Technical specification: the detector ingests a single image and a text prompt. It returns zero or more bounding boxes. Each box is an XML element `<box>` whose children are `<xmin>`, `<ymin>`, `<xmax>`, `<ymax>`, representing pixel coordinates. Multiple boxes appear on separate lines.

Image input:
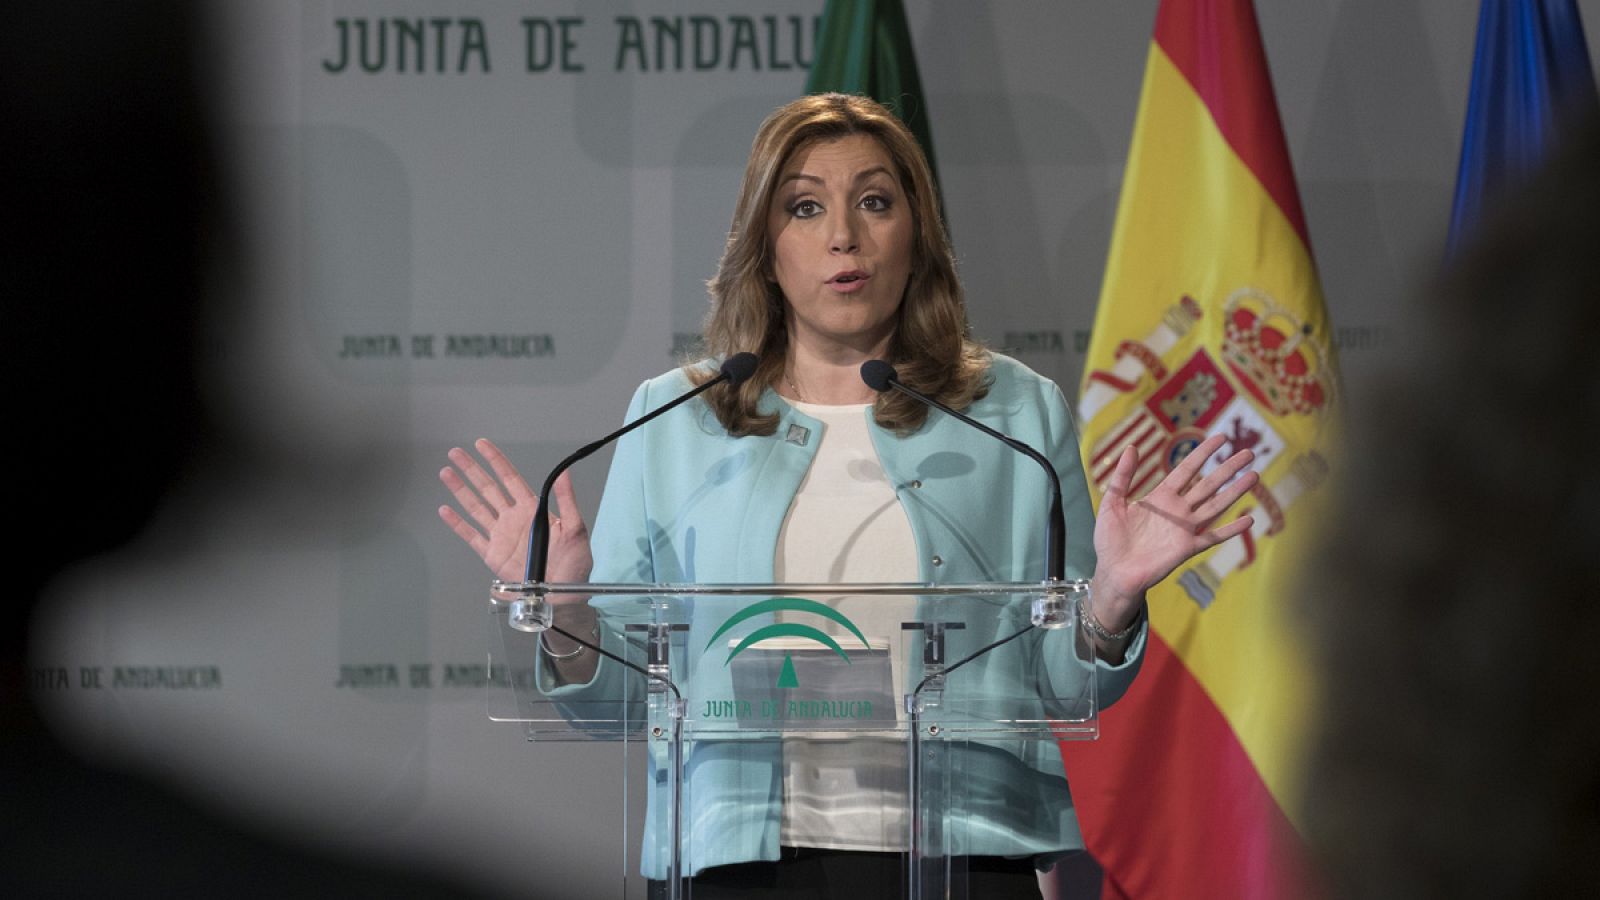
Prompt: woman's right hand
<box><xmin>437</xmin><ymin>438</ymin><xmax>594</xmax><ymax>585</ymax></box>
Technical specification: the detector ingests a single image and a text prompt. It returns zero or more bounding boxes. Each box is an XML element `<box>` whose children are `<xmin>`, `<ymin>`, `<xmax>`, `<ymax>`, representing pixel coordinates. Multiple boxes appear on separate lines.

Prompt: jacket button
<box><xmin>910</xmin><ymin>480</ymin><xmax>922</xmax><ymax>489</ymax></box>
<box><xmin>930</xmin><ymin>555</ymin><xmax>943</xmax><ymax>567</ymax></box>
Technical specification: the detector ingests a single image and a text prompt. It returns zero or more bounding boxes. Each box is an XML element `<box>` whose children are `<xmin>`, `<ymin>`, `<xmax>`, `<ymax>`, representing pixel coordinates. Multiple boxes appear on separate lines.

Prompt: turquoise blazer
<box><xmin>558</xmin><ymin>354</ymin><xmax>1146</xmax><ymax>875</ymax></box>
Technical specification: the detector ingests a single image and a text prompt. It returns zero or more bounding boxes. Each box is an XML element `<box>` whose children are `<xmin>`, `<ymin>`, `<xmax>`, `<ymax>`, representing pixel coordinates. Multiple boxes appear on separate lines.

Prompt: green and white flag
<box><xmin>805</xmin><ymin>0</ymin><xmax>939</xmax><ymax>186</ymax></box>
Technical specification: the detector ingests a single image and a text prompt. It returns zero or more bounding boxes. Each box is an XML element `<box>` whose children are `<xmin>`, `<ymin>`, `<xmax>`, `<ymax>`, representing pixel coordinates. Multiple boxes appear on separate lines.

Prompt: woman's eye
<box><xmin>790</xmin><ymin>199</ymin><xmax>822</xmax><ymax>218</ymax></box>
<box><xmin>859</xmin><ymin>194</ymin><xmax>892</xmax><ymax>212</ymax></box>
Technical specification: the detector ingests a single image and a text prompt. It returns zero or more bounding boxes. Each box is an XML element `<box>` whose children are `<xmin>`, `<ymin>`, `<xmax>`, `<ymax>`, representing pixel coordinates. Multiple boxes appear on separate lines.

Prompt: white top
<box><xmin>774</xmin><ymin>401</ymin><xmax>917</xmax><ymax>851</ymax></box>
<box><xmin>774</xmin><ymin>401</ymin><xmax>919</xmax><ymax>586</ymax></box>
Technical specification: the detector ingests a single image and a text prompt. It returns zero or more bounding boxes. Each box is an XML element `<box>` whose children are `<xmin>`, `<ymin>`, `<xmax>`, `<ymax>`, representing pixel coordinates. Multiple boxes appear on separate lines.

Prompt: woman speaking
<box><xmin>440</xmin><ymin>93</ymin><xmax>1255</xmax><ymax>897</ymax></box>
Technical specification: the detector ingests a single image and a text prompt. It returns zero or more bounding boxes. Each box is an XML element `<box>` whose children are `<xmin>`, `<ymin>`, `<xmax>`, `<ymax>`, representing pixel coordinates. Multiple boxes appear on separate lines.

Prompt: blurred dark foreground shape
<box><xmin>0</xmin><ymin>4</ymin><xmax>491</xmax><ymax>896</ymax></box>
<box><xmin>1300</xmin><ymin>112</ymin><xmax>1600</xmax><ymax>899</ymax></box>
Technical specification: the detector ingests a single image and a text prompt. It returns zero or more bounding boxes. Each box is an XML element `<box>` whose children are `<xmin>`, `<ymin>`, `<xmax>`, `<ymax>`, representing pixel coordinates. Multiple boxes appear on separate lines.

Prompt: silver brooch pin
<box><xmin>784</xmin><ymin>424</ymin><xmax>810</xmax><ymax>447</ymax></box>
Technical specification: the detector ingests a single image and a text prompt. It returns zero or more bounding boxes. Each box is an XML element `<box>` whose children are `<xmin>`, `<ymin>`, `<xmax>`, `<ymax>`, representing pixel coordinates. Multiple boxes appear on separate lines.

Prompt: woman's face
<box><xmin>766</xmin><ymin>134</ymin><xmax>913</xmax><ymax>358</ymax></box>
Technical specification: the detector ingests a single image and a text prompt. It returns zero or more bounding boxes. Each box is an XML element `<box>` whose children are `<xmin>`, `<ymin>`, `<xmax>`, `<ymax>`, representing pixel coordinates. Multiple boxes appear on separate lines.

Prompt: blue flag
<box><xmin>1448</xmin><ymin>0</ymin><xmax>1598</xmax><ymax>256</ymax></box>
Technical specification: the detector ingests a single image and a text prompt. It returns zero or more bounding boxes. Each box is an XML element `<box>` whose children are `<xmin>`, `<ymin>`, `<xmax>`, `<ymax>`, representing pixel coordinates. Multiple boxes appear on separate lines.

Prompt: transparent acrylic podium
<box><xmin>488</xmin><ymin>580</ymin><xmax>1100</xmax><ymax>899</ymax></box>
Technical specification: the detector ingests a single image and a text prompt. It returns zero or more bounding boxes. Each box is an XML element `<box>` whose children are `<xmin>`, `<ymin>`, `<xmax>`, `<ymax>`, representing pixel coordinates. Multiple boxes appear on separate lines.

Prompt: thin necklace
<box><xmin>786</xmin><ymin>368</ymin><xmax>873</xmax><ymax>405</ymax></box>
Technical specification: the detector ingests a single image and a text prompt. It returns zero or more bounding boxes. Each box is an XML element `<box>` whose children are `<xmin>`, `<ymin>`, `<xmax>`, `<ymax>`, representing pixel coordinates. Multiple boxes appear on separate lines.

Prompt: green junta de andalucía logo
<box><xmin>704</xmin><ymin>597</ymin><xmax>869</xmax><ymax>688</ymax></box>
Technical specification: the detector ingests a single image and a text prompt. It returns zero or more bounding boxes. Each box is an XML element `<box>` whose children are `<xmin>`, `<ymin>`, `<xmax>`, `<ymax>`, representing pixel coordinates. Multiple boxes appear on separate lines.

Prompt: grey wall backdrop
<box><xmin>30</xmin><ymin>2</ymin><xmax>1600</xmax><ymax>897</ymax></box>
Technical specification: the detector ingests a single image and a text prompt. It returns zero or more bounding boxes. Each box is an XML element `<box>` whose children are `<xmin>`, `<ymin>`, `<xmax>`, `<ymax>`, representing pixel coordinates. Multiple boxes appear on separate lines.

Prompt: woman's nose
<box><xmin>830</xmin><ymin>217</ymin><xmax>860</xmax><ymax>254</ymax></box>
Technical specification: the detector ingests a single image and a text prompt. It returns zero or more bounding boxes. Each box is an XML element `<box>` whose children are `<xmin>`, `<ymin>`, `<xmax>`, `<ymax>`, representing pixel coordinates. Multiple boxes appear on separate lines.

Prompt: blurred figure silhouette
<box><xmin>1301</xmin><ymin>113</ymin><xmax>1600</xmax><ymax>898</ymax></box>
<box><xmin>1</xmin><ymin>4</ymin><xmax>486</xmax><ymax>896</ymax></box>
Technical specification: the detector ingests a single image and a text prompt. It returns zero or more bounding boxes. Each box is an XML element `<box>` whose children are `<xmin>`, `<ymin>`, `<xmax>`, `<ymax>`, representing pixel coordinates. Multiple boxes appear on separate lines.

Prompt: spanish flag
<box><xmin>1062</xmin><ymin>2</ymin><xmax>1337</xmax><ymax>897</ymax></box>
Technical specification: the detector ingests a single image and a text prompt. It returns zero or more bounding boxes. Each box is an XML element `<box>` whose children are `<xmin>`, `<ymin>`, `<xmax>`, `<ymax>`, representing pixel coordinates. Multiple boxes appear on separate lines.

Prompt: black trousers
<box><xmin>648</xmin><ymin>846</ymin><xmax>1040</xmax><ymax>899</ymax></box>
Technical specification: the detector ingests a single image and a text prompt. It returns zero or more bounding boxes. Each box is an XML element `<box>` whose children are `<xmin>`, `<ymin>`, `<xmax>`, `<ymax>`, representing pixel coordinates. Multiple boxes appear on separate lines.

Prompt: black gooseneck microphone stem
<box><xmin>879</xmin><ymin>377</ymin><xmax>1067</xmax><ymax>583</ymax></box>
<box><xmin>913</xmin><ymin>622</ymin><xmax>1036</xmax><ymax>698</ymax></box>
<box><xmin>545</xmin><ymin>623</ymin><xmax>682</xmax><ymax>701</ymax></box>
<box><xmin>526</xmin><ymin>374</ymin><xmax>728</xmax><ymax>583</ymax></box>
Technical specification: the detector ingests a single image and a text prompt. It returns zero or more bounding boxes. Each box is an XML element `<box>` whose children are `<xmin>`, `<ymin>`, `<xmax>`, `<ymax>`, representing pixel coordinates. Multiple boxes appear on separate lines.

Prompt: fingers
<box><xmin>1192</xmin><ymin>467</ymin><xmax>1259</xmax><ymax>523</ymax></box>
<box><xmin>448</xmin><ymin>444</ymin><xmax>514</xmax><ymax>510</ymax></box>
<box><xmin>550</xmin><ymin>469</ymin><xmax>586</xmax><ymax>530</ymax></box>
<box><xmin>1199</xmin><ymin>512</ymin><xmax>1254</xmax><ymax>548</ymax></box>
<box><xmin>1165</xmin><ymin>433</ymin><xmax>1227</xmax><ymax>489</ymax></box>
<box><xmin>439</xmin><ymin>464</ymin><xmax>499</xmax><ymax>532</ymax></box>
<box><xmin>440</xmin><ymin>440</ymin><xmax>541</xmax><ymax>581</ymax></box>
<box><xmin>1104</xmin><ymin>445</ymin><xmax>1138</xmax><ymax>502</ymax></box>
<box><xmin>476</xmin><ymin>438</ymin><xmax>536</xmax><ymax>502</ymax></box>
<box><xmin>437</xmin><ymin>504</ymin><xmax>488</xmax><ymax>557</ymax></box>
<box><xmin>1186</xmin><ymin>447</ymin><xmax>1256</xmax><ymax>506</ymax></box>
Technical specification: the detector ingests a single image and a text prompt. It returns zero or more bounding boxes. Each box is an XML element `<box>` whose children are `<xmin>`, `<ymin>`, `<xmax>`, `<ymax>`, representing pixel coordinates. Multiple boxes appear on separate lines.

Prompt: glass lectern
<box><xmin>489</xmin><ymin>580</ymin><xmax>1102</xmax><ymax>899</ymax></box>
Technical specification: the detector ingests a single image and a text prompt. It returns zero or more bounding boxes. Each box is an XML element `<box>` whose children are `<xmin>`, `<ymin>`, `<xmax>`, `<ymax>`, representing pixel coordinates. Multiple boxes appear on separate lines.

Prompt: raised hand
<box><xmin>438</xmin><ymin>439</ymin><xmax>593</xmax><ymax>585</ymax></box>
<box><xmin>1091</xmin><ymin>433</ymin><xmax>1258</xmax><ymax>633</ymax></box>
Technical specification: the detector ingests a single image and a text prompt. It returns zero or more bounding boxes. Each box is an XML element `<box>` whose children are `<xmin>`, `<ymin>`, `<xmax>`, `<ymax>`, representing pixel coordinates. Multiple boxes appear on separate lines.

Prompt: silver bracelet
<box><xmin>1079</xmin><ymin>601</ymin><xmax>1143</xmax><ymax>643</ymax></box>
<box><xmin>539</xmin><ymin>627</ymin><xmax>597</xmax><ymax>661</ymax></box>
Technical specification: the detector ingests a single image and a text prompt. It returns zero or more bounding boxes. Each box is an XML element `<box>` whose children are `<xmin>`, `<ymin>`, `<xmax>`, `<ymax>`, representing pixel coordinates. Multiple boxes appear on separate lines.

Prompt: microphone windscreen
<box><xmin>860</xmin><ymin>359</ymin><xmax>897</xmax><ymax>392</ymax></box>
<box><xmin>721</xmin><ymin>352</ymin><xmax>759</xmax><ymax>386</ymax></box>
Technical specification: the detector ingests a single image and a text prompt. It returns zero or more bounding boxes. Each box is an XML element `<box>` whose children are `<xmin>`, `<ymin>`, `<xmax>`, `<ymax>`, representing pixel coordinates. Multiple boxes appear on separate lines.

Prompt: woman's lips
<box><xmin>827</xmin><ymin>270</ymin><xmax>870</xmax><ymax>293</ymax></box>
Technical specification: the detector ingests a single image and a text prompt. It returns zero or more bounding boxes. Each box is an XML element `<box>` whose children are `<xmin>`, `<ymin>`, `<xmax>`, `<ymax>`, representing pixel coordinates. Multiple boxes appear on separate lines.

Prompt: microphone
<box><xmin>859</xmin><ymin>359</ymin><xmax>897</xmax><ymax>393</ymax></box>
<box><xmin>526</xmin><ymin>352</ymin><xmax>758</xmax><ymax>582</ymax></box>
<box><xmin>860</xmin><ymin>359</ymin><xmax>1068</xmax><ymax>582</ymax></box>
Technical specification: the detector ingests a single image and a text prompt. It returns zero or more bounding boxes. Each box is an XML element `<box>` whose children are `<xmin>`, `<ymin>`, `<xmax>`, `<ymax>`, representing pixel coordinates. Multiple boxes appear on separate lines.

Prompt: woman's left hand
<box><xmin>1089</xmin><ymin>433</ymin><xmax>1259</xmax><ymax>638</ymax></box>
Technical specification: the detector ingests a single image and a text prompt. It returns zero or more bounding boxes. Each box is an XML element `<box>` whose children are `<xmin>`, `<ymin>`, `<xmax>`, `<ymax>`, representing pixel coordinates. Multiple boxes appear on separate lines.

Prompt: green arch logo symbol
<box><xmin>705</xmin><ymin>598</ymin><xmax>870</xmax><ymax>688</ymax></box>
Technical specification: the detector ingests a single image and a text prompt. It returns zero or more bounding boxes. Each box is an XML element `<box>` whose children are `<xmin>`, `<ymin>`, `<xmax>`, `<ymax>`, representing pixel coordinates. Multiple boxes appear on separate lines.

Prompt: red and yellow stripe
<box><xmin>1064</xmin><ymin>2</ymin><xmax>1338</xmax><ymax>896</ymax></box>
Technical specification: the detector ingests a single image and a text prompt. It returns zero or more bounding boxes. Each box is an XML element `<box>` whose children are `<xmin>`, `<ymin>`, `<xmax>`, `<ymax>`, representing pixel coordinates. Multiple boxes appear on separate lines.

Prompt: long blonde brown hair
<box><xmin>694</xmin><ymin>93</ymin><xmax>989</xmax><ymax>436</ymax></box>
